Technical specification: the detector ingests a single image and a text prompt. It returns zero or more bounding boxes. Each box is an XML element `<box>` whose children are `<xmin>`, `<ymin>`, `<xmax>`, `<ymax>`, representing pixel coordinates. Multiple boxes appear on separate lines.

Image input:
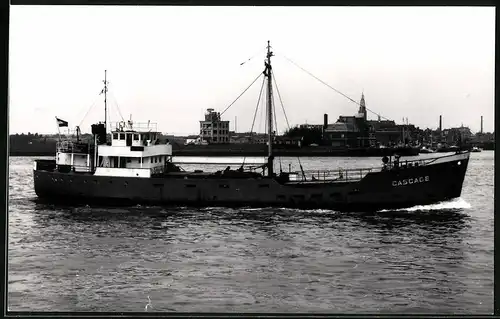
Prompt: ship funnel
<box><xmin>91</xmin><ymin>123</ymin><xmax>107</xmax><ymax>145</ymax></box>
<box><xmin>323</xmin><ymin>114</ymin><xmax>328</xmax><ymax>128</ymax></box>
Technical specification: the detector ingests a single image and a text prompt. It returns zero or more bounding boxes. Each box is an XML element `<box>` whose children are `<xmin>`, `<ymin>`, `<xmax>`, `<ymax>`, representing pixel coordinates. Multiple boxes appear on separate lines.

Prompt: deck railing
<box><xmin>150</xmin><ymin>165</ymin><xmax>166</xmax><ymax>176</ymax></box>
<box><xmin>111</xmin><ymin>121</ymin><xmax>158</xmax><ymax>133</ymax></box>
<box><xmin>383</xmin><ymin>156</ymin><xmax>438</xmax><ymax>170</ymax></box>
<box><xmin>287</xmin><ymin>167</ymin><xmax>378</xmax><ymax>183</ymax></box>
<box><xmin>56</xmin><ymin>141</ymin><xmax>92</xmax><ymax>154</ymax></box>
<box><xmin>285</xmin><ymin>153</ymin><xmax>456</xmax><ymax>183</ymax></box>
<box><xmin>54</xmin><ymin>164</ymin><xmax>92</xmax><ymax>173</ymax></box>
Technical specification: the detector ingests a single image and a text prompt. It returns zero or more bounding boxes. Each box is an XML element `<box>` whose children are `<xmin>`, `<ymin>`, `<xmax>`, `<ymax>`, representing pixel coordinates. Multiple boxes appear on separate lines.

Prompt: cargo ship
<box><xmin>33</xmin><ymin>42</ymin><xmax>470</xmax><ymax>212</ymax></box>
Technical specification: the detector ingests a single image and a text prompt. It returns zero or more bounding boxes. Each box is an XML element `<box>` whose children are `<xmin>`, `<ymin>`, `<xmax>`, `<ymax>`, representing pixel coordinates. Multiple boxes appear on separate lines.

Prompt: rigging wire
<box><xmin>279</xmin><ymin>54</ymin><xmax>393</xmax><ymax>122</ymax></box>
<box><xmin>78</xmin><ymin>94</ymin><xmax>101</xmax><ymax>128</ymax></box>
<box><xmin>239</xmin><ymin>47</ymin><xmax>267</xmax><ymax>66</ymax></box>
<box><xmin>264</xmin><ymin>85</ymin><xmax>268</xmax><ymax>136</ymax></box>
<box><xmin>272</xmin><ymin>70</ymin><xmax>306</xmax><ymax>180</ymax></box>
<box><xmin>272</xmin><ymin>85</ymin><xmax>282</xmax><ymax>172</ymax></box>
<box><xmin>220</xmin><ymin>72</ymin><xmax>264</xmax><ymax>116</ymax></box>
<box><xmin>258</xmin><ymin>88</ymin><xmax>264</xmax><ymax>134</ymax></box>
<box><xmin>241</xmin><ymin>75</ymin><xmax>267</xmax><ymax>168</ymax></box>
<box><xmin>107</xmin><ymin>85</ymin><xmax>125</xmax><ymax>122</ymax></box>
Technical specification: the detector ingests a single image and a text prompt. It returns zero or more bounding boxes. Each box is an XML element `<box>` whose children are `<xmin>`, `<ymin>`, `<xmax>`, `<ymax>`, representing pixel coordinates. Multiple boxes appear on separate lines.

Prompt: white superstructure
<box><xmin>94</xmin><ymin>120</ymin><xmax>172</xmax><ymax>178</ymax></box>
<box><xmin>56</xmin><ymin>139</ymin><xmax>93</xmax><ymax>173</ymax></box>
<box><xmin>55</xmin><ymin>120</ymin><xmax>172</xmax><ymax>178</ymax></box>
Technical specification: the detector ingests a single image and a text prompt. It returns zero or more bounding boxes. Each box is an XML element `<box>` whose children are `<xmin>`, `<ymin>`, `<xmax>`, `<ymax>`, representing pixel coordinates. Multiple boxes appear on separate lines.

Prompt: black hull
<box><xmin>33</xmin><ymin>154</ymin><xmax>469</xmax><ymax>212</ymax></box>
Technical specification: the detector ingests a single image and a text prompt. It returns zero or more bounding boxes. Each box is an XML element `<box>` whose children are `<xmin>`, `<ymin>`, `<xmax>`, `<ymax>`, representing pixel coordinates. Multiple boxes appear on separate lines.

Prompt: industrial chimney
<box><xmin>439</xmin><ymin>115</ymin><xmax>442</xmax><ymax>132</ymax></box>
<box><xmin>323</xmin><ymin>114</ymin><xmax>328</xmax><ymax>129</ymax></box>
<box><xmin>481</xmin><ymin>115</ymin><xmax>483</xmax><ymax>134</ymax></box>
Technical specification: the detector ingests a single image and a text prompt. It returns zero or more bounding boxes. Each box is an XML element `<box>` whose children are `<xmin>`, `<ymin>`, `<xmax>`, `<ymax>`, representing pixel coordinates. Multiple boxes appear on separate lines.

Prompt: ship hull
<box><xmin>33</xmin><ymin>153</ymin><xmax>469</xmax><ymax>212</ymax></box>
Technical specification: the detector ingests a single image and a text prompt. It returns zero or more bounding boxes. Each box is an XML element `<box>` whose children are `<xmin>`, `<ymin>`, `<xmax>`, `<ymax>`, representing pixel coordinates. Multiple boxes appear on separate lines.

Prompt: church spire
<box><xmin>358</xmin><ymin>92</ymin><xmax>367</xmax><ymax>121</ymax></box>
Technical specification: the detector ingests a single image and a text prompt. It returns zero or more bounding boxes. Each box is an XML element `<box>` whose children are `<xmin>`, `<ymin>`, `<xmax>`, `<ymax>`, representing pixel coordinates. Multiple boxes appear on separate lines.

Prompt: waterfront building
<box><xmin>199</xmin><ymin>108</ymin><xmax>230</xmax><ymax>144</ymax></box>
<box><xmin>442</xmin><ymin>126</ymin><xmax>473</xmax><ymax>145</ymax></box>
<box><xmin>323</xmin><ymin>93</ymin><xmax>375</xmax><ymax>147</ymax></box>
<box><xmin>229</xmin><ymin>132</ymin><xmax>268</xmax><ymax>144</ymax></box>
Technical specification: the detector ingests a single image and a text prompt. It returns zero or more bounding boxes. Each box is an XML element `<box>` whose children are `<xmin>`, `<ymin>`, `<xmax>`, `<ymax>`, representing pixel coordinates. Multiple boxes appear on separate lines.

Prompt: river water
<box><xmin>7</xmin><ymin>152</ymin><xmax>494</xmax><ymax>313</ymax></box>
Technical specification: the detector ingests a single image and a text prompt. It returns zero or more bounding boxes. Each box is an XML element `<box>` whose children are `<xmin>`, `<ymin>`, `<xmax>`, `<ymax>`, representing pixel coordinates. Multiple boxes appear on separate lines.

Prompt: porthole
<box><xmin>457</xmin><ymin>161</ymin><xmax>461</xmax><ymax>166</ymax></box>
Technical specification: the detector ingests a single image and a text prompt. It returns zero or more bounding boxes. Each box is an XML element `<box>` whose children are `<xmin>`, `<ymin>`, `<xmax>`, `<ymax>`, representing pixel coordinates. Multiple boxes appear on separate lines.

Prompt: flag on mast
<box><xmin>56</xmin><ymin>117</ymin><xmax>68</xmax><ymax>127</ymax></box>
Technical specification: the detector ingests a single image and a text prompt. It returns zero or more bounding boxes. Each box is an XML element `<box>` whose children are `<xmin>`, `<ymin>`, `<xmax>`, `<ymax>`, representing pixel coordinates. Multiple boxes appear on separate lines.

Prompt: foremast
<box><xmin>92</xmin><ymin>70</ymin><xmax>109</xmax><ymax>172</ymax></box>
<box><xmin>265</xmin><ymin>41</ymin><xmax>274</xmax><ymax>177</ymax></box>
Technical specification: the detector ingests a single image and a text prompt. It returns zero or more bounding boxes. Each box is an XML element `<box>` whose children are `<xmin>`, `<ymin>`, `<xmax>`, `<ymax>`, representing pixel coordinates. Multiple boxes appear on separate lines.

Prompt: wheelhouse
<box><xmin>94</xmin><ymin>121</ymin><xmax>173</xmax><ymax>178</ymax></box>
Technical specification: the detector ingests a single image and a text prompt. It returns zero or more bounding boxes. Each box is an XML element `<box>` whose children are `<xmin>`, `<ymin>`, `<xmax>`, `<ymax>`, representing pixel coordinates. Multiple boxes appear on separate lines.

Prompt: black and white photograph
<box><xmin>7</xmin><ymin>5</ymin><xmax>494</xmax><ymax>314</ymax></box>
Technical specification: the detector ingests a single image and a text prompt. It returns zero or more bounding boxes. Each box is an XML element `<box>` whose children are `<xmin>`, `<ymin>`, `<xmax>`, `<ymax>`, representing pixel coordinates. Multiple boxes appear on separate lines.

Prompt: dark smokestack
<box><xmin>481</xmin><ymin>115</ymin><xmax>483</xmax><ymax>134</ymax></box>
<box><xmin>91</xmin><ymin>123</ymin><xmax>106</xmax><ymax>145</ymax></box>
<box><xmin>439</xmin><ymin>115</ymin><xmax>442</xmax><ymax>132</ymax></box>
<box><xmin>324</xmin><ymin>114</ymin><xmax>328</xmax><ymax>128</ymax></box>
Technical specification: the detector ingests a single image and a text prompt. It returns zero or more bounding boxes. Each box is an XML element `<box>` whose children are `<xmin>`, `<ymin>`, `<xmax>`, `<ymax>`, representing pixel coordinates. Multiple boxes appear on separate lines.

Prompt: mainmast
<box><xmin>103</xmin><ymin>70</ymin><xmax>108</xmax><ymax>133</ymax></box>
<box><xmin>265</xmin><ymin>40</ymin><xmax>274</xmax><ymax>177</ymax></box>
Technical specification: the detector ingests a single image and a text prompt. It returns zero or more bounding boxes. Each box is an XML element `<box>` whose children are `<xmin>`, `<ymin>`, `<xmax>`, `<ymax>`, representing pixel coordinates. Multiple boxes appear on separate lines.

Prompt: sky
<box><xmin>9</xmin><ymin>6</ymin><xmax>495</xmax><ymax>136</ymax></box>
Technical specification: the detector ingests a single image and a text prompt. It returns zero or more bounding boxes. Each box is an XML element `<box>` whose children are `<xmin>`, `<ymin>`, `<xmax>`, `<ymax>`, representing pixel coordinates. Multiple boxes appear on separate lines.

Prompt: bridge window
<box><xmin>113</xmin><ymin>133</ymin><xmax>118</xmax><ymax>139</ymax></box>
<box><xmin>119</xmin><ymin>133</ymin><xmax>125</xmax><ymax>140</ymax></box>
<box><xmin>133</xmin><ymin>134</ymin><xmax>139</xmax><ymax>141</ymax></box>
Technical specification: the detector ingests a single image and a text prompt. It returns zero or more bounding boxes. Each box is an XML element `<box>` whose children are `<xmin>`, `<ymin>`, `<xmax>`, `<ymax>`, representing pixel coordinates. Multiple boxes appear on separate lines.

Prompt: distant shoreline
<box><xmin>9</xmin><ymin>143</ymin><xmax>494</xmax><ymax>158</ymax></box>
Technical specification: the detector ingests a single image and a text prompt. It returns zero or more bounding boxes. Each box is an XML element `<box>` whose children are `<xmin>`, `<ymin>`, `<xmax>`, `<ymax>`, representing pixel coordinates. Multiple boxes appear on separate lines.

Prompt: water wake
<box><xmin>379</xmin><ymin>197</ymin><xmax>471</xmax><ymax>213</ymax></box>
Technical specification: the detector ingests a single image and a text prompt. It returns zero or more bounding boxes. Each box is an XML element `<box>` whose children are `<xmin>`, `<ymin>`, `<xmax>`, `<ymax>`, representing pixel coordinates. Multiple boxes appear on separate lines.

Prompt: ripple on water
<box><xmin>7</xmin><ymin>155</ymin><xmax>494</xmax><ymax>313</ymax></box>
